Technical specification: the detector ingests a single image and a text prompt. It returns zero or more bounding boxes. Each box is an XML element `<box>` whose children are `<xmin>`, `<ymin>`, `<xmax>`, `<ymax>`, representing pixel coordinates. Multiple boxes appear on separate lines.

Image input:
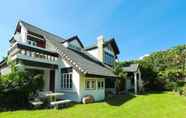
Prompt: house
<box><xmin>0</xmin><ymin>20</ymin><xmax>120</xmax><ymax>102</ymax></box>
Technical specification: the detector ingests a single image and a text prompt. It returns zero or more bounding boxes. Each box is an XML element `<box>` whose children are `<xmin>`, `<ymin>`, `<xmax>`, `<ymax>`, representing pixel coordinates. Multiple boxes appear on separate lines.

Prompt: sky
<box><xmin>0</xmin><ymin>0</ymin><xmax>186</xmax><ymax>61</ymax></box>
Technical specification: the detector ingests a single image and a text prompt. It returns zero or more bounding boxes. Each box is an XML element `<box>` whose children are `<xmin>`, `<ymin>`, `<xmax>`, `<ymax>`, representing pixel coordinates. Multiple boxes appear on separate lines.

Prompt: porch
<box><xmin>18</xmin><ymin>59</ymin><xmax>58</xmax><ymax>92</ymax></box>
<box><xmin>123</xmin><ymin>64</ymin><xmax>143</xmax><ymax>95</ymax></box>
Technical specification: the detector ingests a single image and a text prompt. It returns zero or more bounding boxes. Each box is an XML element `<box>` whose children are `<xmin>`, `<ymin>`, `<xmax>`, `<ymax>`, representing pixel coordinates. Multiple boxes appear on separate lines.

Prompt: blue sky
<box><xmin>0</xmin><ymin>0</ymin><xmax>186</xmax><ymax>60</ymax></box>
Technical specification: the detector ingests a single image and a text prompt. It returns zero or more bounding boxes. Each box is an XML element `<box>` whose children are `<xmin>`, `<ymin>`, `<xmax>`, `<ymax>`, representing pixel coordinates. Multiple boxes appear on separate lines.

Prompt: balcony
<box><xmin>8</xmin><ymin>42</ymin><xmax>59</xmax><ymax>65</ymax></box>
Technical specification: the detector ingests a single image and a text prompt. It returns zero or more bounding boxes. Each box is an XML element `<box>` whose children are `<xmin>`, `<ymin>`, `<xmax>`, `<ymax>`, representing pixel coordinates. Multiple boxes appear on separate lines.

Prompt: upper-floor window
<box><xmin>104</xmin><ymin>52</ymin><xmax>115</xmax><ymax>65</ymax></box>
<box><xmin>27</xmin><ymin>32</ymin><xmax>46</xmax><ymax>48</ymax></box>
<box><xmin>68</xmin><ymin>44</ymin><xmax>81</xmax><ymax>51</ymax></box>
<box><xmin>27</xmin><ymin>40</ymin><xmax>37</xmax><ymax>46</ymax></box>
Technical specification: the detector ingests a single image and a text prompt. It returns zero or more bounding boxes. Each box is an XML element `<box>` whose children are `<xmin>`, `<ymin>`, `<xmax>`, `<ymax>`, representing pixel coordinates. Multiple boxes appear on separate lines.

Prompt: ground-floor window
<box><xmin>98</xmin><ymin>80</ymin><xmax>104</xmax><ymax>89</ymax></box>
<box><xmin>85</xmin><ymin>80</ymin><xmax>96</xmax><ymax>90</ymax></box>
<box><xmin>61</xmin><ymin>68</ymin><xmax>73</xmax><ymax>89</ymax></box>
<box><xmin>61</xmin><ymin>73</ymin><xmax>72</xmax><ymax>89</ymax></box>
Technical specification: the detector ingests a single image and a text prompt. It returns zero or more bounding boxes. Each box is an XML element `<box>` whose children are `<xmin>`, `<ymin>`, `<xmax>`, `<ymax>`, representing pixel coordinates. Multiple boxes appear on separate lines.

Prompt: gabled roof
<box><xmin>20</xmin><ymin>20</ymin><xmax>117</xmax><ymax>78</ymax></box>
<box><xmin>19</xmin><ymin>20</ymin><xmax>66</xmax><ymax>42</ymax></box>
<box><xmin>61</xmin><ymin>35</ymin><xmax>84</xmax><ymax>48</ymax></box>
<box><xmin>123</xmin><ymin>64</ymin><xmax>139</xmax><ymax>72</ymax></box>
<box><xmin>85</xmin><ymin>38</ymin><xmax>120</xmax><ymax>55</ymax></box>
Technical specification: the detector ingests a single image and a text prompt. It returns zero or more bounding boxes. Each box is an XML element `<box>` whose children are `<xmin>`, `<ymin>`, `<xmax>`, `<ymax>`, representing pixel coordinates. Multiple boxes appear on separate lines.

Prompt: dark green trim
<box><xmin>61</xmin><ymin>67</ymin><xmax>72</xmax><ymax>73</ymax></box>
<box><xmin>18</xmin><ymin>59</ymin><xmax>58</xmax><ymax>69</ymax></box>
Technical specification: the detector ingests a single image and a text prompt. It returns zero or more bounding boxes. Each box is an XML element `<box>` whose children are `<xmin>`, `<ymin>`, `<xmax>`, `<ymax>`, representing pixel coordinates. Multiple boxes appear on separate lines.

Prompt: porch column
<box><xmin>138</xmin><ymin>71</ymin><xmax>142</xmax><ymax>91</ymax></box>
<box><xmin>134</xmin><ymin>72</ymin><xmax>138</xmax><ymax>95</ymax></box>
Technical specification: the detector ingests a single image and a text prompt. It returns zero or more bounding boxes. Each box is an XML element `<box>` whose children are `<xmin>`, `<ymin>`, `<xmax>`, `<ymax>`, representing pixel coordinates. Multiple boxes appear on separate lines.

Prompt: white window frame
<box><xmin>61</xmin><ymin>72</ymin><xmax>73</xmax><ymax>89</ymax></box>
<box><xmin>97</xmin><ymin>80</ymin><xmax>104</xmax><ymax>89</ymax></box>
<box><xmin>85</xmin><ymin>79</ymin><xmax>96</xmax><ymax>90</ymax></box>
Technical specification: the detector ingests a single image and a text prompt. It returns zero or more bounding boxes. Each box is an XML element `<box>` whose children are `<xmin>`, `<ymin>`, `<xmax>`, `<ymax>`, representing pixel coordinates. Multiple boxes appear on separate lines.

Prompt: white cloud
<box><xmin>139</xmin><ymin>54</ymin><xmax>149</xmax><ymax>60</ymax></box>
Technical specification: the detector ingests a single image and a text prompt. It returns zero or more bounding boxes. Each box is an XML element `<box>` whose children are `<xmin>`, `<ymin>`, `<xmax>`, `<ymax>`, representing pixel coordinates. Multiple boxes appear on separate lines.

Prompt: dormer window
<box><xmin>104</xmin><ymin>52</ymin><xmax>114</xmax><ymax>66</ymax></box>
<box><xmin>68</xmin><ymin>44</ymin><xmax>81</xmax><ymax>51</ymax></box>
<box><xmin>28</xmin><ymin>40</ymin><xmax>31</xmax><ymax>45</ymax></box>
<box><xmin>27</xmin><ymin>40</ymin><xmax>37</xmax><ymax>47</ymax></box>
<box><xmin>27</xmin><ymin>31</ymin><xmax>46</xmax><ymax>48</ymax></box>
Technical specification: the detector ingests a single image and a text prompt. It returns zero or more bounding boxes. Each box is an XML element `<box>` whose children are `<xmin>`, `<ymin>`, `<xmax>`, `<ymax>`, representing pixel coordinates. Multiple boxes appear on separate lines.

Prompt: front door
<box><xmin>49</xmin><ymin>70</ymin><xmax>55</xmax><ymax>92</ymax></box>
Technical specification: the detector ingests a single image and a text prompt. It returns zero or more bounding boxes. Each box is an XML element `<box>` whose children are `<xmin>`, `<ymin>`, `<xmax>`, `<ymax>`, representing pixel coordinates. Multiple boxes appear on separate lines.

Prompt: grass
<box><xmin>1</xmin><ymin>92</ymin><xmax>186</xmax><ymax>118</ymax></box>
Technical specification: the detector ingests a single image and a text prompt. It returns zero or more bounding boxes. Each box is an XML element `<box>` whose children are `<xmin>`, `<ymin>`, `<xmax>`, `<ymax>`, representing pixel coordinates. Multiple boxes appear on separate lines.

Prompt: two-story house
<box><xmin>0</xmin><ymin>20</ymin><xmax>120</xmax><ymax>102</ymax></box>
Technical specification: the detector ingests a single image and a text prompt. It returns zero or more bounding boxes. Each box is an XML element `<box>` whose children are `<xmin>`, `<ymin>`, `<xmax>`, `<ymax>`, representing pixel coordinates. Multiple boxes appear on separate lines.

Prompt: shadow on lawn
<box><xmin>106</xmin><ymin>94</ymin><xmax>136</xmax><ymax>106</ymax></box>
<box><xmin>142</xmin><ymin>91</ymin><xmax>166</xmax><ymax>96</ymax></box>
<box><xmin>105</xmin><ymin>91</ymin><xmax>167</xmax><ymax>106</ymax></box>
<box><xmin>0</xmin><ymin>102</ymin><xmax>78</xmax><ymax>112</ymax></box>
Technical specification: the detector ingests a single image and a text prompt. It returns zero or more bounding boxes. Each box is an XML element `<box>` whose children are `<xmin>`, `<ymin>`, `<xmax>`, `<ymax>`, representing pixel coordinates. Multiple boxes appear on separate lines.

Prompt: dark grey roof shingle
<box><xmin>49</xmin><ymin>38</ymin><xmax>117</xmax><ymax>77</ymax></box>
<box><xmin>123</xmin><ymin>64</ymin><xmax>139</xmax><ymax>72</ymax></box>
<box><xmin>20</xmin><ymin>20</ymin><xmax>65</xmax><ymax>42</ymax></box>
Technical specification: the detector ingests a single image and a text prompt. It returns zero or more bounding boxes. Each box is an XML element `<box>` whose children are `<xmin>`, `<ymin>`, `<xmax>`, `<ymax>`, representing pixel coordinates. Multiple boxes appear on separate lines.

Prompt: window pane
<box><xmin>67</xmin><ymin>77</ymin><xmax>69</xmax><ymax>88</ymax></box>
<box><xmin>70</xmin><ymin>78</ymin><xmax>72</xmax><ymax>88</ymax></box>
<box><xmin>101</xmin><ymin>81</ymin><xmax>104</xmax><ymax>88</ymax></box>
<box><xmin>98</xmin><ymin>82</ymin><xmax>100</xmax><ymax>88</ymax></box>
<box><xmin>92</xmin><ymin>81</ymin><xmax>95</xmax><ymax>88</ymax></box>
<box><xmin>86</xmin><ymin>81</ymin><xmax>90</xmax><ymax>88</ymax></box>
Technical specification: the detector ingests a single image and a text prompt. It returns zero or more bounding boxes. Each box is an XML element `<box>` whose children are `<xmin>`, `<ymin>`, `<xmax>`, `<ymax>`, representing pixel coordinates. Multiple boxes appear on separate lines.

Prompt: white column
<box><xmin>138</xmin><ymin>71</ymin><xmax>143</xmax><ymax>92</ymax></box>
<box><xmin>55</xmin><ymin>69</ymin><xmax>60</xmax><ymax>92</ymax></box>
<box><xmin>134</xmin><ymin>72</ymin><xmax>138</xmax><ymax>95</ymax></box>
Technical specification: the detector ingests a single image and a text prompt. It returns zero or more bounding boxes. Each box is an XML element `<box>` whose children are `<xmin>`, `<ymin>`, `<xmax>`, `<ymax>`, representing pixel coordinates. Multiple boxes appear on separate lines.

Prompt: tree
<box><xmin>113</xmin><ymin>62</ymin><xmax>127</xmax><ymax>93</ymax></box>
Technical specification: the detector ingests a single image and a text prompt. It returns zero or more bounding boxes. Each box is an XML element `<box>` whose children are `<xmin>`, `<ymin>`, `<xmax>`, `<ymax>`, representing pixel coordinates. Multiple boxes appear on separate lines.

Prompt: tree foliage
<box><xmin>122</xmin><ymin>45</ymin><xmax>186</xmax><ymax>91</ymax></box>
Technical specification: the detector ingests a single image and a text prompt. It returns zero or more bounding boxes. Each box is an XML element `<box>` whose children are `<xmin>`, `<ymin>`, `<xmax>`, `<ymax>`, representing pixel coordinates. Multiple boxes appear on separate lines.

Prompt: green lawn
<box><xmin>1</xmin><ymin>92</ymin><xmax>186</xmax><ymax>118</ymax></box>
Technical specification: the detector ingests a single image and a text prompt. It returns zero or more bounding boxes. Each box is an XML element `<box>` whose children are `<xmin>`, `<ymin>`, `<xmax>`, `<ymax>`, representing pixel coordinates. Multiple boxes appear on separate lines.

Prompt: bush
<box><xmin>182</xmin><ymin>85</ymin><xmax>186</xmax><ymax>96</ymax></box>
<box><xmin>178</xmin><ymin>87</ymin><xmax>184</xmax><ymax>95</ymax></box>
<box><xmin>0</xmin><ymin>64</ymin><xmax>44</xmax><ymax>110</ymax></box>
<box><xmin>144</xmin><ymin>78</ymin><xmax>166</xmax><ymax>91</ymax></box>
<box><xmin>164</xmin><ymin>81</ymin><xmax>177</xmax><ymax>91</ymax></box>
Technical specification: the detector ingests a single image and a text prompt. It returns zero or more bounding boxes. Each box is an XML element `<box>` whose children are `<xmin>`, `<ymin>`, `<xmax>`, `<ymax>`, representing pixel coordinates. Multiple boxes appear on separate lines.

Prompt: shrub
<box><xmin>0</xmin><ymin>63</ymin><xmax>44</xmax><ymax>110</ymax></box>
<box><xmin>182</xmin><ymin>85</ymin><xmax>186</xmax><ymax>96</ymax></box>
<box><xmin>164</xmin><ymin>81</ymin><xmax>177</xmax><ymax>91</ymax></box>
<box><xmin>178</xmin><ymin>87</ymin><xmax>184</xmax><ymax>95</ymax></box>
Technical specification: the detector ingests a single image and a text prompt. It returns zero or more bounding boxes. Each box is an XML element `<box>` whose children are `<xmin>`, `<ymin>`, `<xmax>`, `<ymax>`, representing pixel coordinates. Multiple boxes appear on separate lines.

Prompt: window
<box><xmin>61</xmin><ymin>73</ymin><xmax>72</xmax><ymax>89</ymax></box>
<box><xmin>68</xmin><ymin>44</ymin><xmax>81</xmax><ymax>51</ymax></box>
<box><xmin>104</xmin><ymin>52</ymin><xmax>114</xmax><ymax>65</ymax></box>
<box><xmin>61</xmin><ymin>68</ymin><xmax>73</xmax><ymax>89</ymax></box>
<box><xmin>98</xmin><ymin>80</ymin><xmax>104</xmax><ymax>89</ymax></box>
<box><xmin>28</xmin><ymin>40</ymin><xmax>31</xmax><ymax>45</ymax></box>
<box><xmin>33</xmin><ymin>42</ymin><xmax>37</xmax><ymax>46</ymax></box>
<box><xmin>27</xmin><ymin>40</ymin><xmax>37</xmax><ymax>47</ymax></box>
<box><xmin>85</xmin><ymin>80</ymin><xmax>96</xmax><ymax>89</ymax></box>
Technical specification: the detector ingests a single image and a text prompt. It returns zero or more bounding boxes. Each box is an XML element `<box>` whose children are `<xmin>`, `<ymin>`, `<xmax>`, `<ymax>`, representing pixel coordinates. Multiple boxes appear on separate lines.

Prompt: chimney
<box><xmin>97</xmin><ymin>35</ymin><xmax>104</xmax><ymax>62</ymax></box>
